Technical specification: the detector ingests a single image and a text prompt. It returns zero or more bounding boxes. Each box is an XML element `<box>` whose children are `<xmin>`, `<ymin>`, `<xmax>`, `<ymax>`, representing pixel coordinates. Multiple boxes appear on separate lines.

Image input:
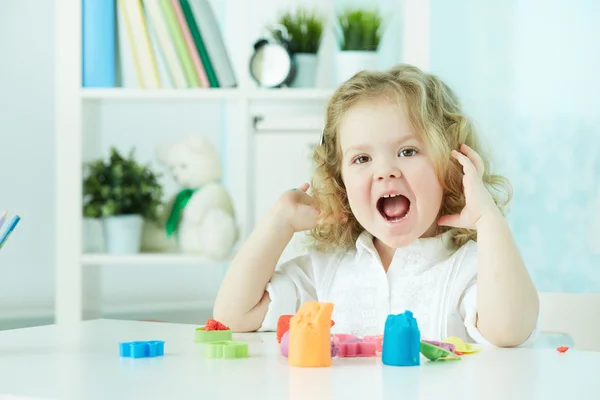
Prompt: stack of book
<box><xmin>82</xmin><ymin>0</ymin><xmax>237</xmax><ymax>89</ymax></box>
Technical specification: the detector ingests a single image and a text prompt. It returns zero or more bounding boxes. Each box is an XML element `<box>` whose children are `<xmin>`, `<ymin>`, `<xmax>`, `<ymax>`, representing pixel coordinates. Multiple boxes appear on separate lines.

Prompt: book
<box><xmin>160</xmin><ymin>0</ymin><xmax>200</xmax><ymax>87</ymax></box>
<box><xmin>169</xmin><ymin>0</ymin><xmax>210</xmax><ymax>88</ymax></box>
<box><xmin>180</xmin><ymin>0</ymin><xmax>219</xmax><ymax>88</ymax></box>
<box><xmin>119</xmin><ymin>0</ymin><xmax>161</xmax><ymax>88</ymax></box>
<box><xmin>143</xmin><ymin>0</ymin><xmax>188</xmax><ymax>88</ymax></box>
<box><xmin>188</xmin><ymin>0</ymin><xmax>237</xmax><ymax>87</ymax></box>
<box><xmin>82</xmin><ymin>0</ymin><xmax>116</xmax><ymax>87</ymax></box>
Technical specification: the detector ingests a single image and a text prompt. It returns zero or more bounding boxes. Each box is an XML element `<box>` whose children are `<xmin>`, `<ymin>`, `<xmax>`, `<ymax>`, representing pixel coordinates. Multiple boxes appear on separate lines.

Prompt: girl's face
<box><xmin>339</xmin><ymin>96</ymin><xmax>444</xmax><ymax>249</ymax></box>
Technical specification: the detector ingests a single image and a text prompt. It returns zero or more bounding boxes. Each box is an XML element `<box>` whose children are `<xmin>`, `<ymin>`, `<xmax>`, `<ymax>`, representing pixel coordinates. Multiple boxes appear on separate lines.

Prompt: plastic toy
<box><xmin>557</xmin><ymin>346</ymin><xmax>569</xmax><ymax>353</ymax></box>
<box><xmin>120</xmin><ymin>340</ymin><xmax>165</xmax><ymax>358</ymax></box>
<box><xmin>288</xmin><ymin>301</ymin><xmax>334</xmax><ymax>367</ymax></box>
<box><xmin>420</xmin><ymin>341</ymin><xmax>461</xmax><ymax>361</ymax></box>
<box><xmin>442</xmin><ymin>336</ymin><xmax>481</xmax><ymax>355</ymax></box>
<box><xmin>203</xmin><ymin>341</ymin><xmax>249</xmax><ymax>359</ymax></box>
<box><xmin>422</xmin><ymin>339</ymin><xmax>456</xmax><ymax>353</ymax></box>
<box><xmin>333</xmin><ymin>335</ymin><xmax>377</xmax><ymax>357</ymax></box>
<box><xmin>194</xmin><ymin>319</ymin><xmax>233</xmax><ymax>343</ymax></box>
<box><xmin>382</xmin><ymin>310</ymin><xmax>421</xmax><ymax>366</ymax></box>
<box><xmin>281</xmin><ymin>331</ymin><xmax>340</xmax><ymax>358</ymax></box>
<box><xmin>277</xmin><ymin>314</ymin><xmax>335</xmax><ymax>343</ymax></box>
<box><xmin>363</xmin><ymin>335</ymin><xmax>384</xmax><ymax>352</ymax></box>
<box><xmin>204</xmin><ymin>319</ymin><xmax>230</xmax><ymax>331</ymax></box>
<box><xmin>277</xmin><ymin>315</ymin><xmax>293</xmax><ymax>343</ymax></box>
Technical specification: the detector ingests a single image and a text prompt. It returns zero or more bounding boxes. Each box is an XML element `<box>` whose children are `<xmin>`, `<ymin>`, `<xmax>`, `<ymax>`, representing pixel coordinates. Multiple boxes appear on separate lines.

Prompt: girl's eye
<box><xmin>399</xmin><ymin>148</ymin><xmax>418</xmax><ymax>157</ymax></box>
<box><xmin>353</xmin><ymin>155</ymin><xmax>371</xmax><ymax>164</ymax></box>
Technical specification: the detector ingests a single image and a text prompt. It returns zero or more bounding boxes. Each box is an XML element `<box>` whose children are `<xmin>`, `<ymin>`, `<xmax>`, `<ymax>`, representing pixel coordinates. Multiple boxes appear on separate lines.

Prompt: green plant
<box><xmin>82</xmin><ymin>147</ymin><xmax>163</xmax><ymax>220</ymax></box>
<box><xmin>270</xmin><ymin>8</ymin><xmax>325</xmax><ymax>54</ymax></box>
<box><xmin>336</xmin><ymin>8</ymin><xmax>384</xmax><ymax>51</ymax></box>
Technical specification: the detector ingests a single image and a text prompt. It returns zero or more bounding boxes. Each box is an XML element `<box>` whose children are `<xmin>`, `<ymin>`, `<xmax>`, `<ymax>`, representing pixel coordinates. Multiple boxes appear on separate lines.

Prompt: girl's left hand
<box><xmin>438</xmin><ymin>144</ymin><xmax>500</xmax><ymax>230</ymax></box>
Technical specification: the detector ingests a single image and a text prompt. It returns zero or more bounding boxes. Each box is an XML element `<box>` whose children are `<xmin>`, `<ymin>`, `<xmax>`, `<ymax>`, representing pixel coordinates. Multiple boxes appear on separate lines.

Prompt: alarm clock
<box><xmin>249</xmin><ymin>25</ymin><xmax>296</xmax><ymax>88</ymax></box>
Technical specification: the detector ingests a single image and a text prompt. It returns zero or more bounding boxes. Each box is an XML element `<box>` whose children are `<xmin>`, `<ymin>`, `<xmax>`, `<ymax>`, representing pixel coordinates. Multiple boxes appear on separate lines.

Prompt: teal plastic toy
<box><xmin>382</xmin><ymin>310</ymin><xmax>420</xmax><ymax>366</ymax></box>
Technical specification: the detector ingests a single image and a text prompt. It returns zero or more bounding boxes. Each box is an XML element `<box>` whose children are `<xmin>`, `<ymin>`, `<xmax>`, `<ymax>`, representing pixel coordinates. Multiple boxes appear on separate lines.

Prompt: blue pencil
<box><xmin>0</xmin><ymin>215</ymin><xmax>20</xmax><ymax>250</ymax></box>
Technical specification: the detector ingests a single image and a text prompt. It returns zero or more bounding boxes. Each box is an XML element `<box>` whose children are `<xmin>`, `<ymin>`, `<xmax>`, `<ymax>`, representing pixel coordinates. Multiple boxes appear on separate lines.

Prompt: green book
<box><xmin>159</xmin><ymin>0</ymin><xmax>199</xmax><ymax>87</ymax></box>
<box><xmin>179</xmin><ymin>0</ymin><xmax>219</xmax><ymax>88</ymax></box>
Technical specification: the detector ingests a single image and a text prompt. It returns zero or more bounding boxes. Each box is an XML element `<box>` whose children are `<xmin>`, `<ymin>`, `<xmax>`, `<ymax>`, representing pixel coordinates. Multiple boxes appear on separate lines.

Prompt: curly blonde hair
<box><xmin>310</xmin><ymin>64</ymin><xmax>512</xmax><ymax>251</ymax></box>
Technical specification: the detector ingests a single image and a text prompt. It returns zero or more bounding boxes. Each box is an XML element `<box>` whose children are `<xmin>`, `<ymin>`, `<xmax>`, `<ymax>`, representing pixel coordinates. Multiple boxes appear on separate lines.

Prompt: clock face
<box><xmin>250</xmin><ymin>42</ymin><xmax>295</xmax><ymax>88</ymax></box>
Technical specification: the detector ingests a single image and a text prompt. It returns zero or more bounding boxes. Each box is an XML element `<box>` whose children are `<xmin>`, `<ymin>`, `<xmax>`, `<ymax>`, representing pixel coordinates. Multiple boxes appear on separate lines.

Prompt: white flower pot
<box><xmin>102</xmin><ymin>214</ymin><xmax>144</xmax><ymax>254</ymax></box>
<box><xmin>291</xmin><ymin>53</ymin><xmax>318</xmax><ymax>88</ymax></box>
<box><xmin>335</xmin><ymin>51</ymin><xmax>379</xmax><ymax>85</ymax></box>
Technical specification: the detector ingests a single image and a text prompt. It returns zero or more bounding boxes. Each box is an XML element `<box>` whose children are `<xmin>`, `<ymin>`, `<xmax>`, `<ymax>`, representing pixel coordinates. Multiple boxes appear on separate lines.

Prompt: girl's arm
<box><xmin>439</xmin><ymin>144</ymin><xmax>539</xmax><ymax>347</ymax></box>
<box><xmin>213</xmin><ymin>184</ymin><xmax>319</xmax><ymax>332</ymax></box>
<box><xmin>474</xmin><ymin>209</ymin><xmax>539</xmax><ymax>346</ymax></box>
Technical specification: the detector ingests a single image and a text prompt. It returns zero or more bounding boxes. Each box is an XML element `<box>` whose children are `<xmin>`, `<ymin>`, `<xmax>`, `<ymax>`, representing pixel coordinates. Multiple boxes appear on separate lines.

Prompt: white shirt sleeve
<box><xmin>459</xmin><ymin>282</ymin><xmax>540</xmax><ymax>347</ymax></box>
<box><xmin>257</xmin><ymin>253</ymin><xmax>317</xmax><ymax>331</ymax></box>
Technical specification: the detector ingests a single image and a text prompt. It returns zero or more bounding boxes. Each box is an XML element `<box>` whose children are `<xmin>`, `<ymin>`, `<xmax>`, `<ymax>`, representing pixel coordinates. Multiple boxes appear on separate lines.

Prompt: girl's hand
<box><xmin>273</xmin><ymin>183</ymin><xmax>320</xmax><ymax>233</ymax></box>
<box><xmin>438</xmin><ymin>144</ymin><xmax>500</xmax><ymax>230</ymax></box>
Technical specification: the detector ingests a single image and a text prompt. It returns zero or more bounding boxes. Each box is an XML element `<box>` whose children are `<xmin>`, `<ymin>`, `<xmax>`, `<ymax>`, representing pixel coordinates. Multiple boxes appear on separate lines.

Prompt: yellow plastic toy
<box><xmin>288</xmin><ymin>301</ymin><xmax>334</xmax><ymax>367</ymax></box>
<box><xmin>442</xmin><ymin>336</ymin><xmax>482</xmax><ymax>355</ymax></box>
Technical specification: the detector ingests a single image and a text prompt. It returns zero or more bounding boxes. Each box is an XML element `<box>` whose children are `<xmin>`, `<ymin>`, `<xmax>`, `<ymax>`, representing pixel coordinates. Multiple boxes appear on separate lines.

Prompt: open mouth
<box><xmin>377</xmin><ymin>194</ymin><xmax>411</xmax><ymax>222</ymax></box>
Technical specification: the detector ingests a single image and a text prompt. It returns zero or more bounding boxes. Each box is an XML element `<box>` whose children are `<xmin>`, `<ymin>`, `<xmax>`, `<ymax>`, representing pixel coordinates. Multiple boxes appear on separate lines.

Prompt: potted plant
<box><xmin>334</xmin><ymin>7</ymin><xmax>385</xmax><ymax>84</ymax></box>
<box><xmin>270</xmin><ymin>7</ymin><xmax>325</xmax><ymax>88</ymax></box>
<box><xmin>83</xmin><ymin>147</ymin><xmax>163</xmax><ymax>254</ymax></box>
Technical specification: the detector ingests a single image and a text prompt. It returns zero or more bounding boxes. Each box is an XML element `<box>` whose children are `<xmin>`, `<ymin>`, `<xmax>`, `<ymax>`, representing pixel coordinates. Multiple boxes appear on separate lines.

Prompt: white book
<box><xmin>142</xmin><ymin>0</ymin><xmax>188</xmax><ymax>88</ymax></box>
<box><xmin>119</xmin><ymin>0</ymin><xmax>161</xmax><ymax>88</ymax></box>
<box><xmin>116</xmin><ymin>0</ymin><xmax>140</xmax><ymax>87</ymax></box>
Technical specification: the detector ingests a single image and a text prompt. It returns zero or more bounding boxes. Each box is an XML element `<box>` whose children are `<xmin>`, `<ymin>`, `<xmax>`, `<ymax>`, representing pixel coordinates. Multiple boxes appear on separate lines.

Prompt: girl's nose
<box><xmin>375</xmin><ymin>164</ymin><xmax>402</xmax><ymax>181</ymax></box>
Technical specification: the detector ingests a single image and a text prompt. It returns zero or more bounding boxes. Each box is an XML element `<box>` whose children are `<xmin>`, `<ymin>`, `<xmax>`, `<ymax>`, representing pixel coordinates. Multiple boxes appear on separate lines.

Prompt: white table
<box><xmin>0</xmin><ymin>319</ymin><xmax>597</xmax><ymax>400</ymax></box>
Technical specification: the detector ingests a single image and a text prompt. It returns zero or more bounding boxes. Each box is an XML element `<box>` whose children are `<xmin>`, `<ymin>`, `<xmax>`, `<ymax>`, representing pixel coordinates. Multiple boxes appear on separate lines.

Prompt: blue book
<box><xmin>82</xmin><ymin>0</ymin><xmax>116</xmax><ymax>87</ymax></box>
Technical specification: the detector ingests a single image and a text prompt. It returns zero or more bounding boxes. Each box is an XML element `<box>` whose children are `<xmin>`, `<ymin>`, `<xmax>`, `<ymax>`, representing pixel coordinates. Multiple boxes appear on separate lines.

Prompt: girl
<box><xmin>214</xmin><ymin>64</ymin><xmax>539</xmax><ymax>347</ymax></box>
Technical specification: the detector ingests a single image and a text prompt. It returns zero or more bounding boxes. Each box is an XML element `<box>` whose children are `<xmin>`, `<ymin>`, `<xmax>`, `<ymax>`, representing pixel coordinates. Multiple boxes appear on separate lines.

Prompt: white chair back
<box><xmin>538</xmin><ymin>292</ymin><xmax>600</xmax><ymax>351</ymax></box>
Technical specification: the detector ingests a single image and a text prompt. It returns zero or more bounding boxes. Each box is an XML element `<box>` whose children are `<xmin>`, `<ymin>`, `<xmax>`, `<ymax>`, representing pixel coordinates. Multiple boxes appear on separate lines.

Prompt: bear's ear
<box><xmin>186</xmin><ymin>134</ymin><xmax>216</xmax><ymax>155</ymax></box>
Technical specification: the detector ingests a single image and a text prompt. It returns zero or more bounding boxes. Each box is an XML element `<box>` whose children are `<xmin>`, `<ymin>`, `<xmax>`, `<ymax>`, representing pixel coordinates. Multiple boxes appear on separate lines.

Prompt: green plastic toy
<box><xmin>194</xmin><ymin>326</ymin><xmax>232</xmax><ymax>343</ymax></box>
<box><xmin>203</xmin><ymin>341</ymin><xmax>249</xmax><ymax>359</ymax></box>
<box><xmin>419</xmin><ymin>341</ymin><xmax>461</xmax><ymax>361</ymax></box>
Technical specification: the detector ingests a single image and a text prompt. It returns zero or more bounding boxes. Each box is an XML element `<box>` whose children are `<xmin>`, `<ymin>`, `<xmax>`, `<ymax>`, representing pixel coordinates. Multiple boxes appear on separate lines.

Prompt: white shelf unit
<box><xmin>55</xmin><ymin>0</ymin><xmax>430</xmax><ymax>325</ymax></box>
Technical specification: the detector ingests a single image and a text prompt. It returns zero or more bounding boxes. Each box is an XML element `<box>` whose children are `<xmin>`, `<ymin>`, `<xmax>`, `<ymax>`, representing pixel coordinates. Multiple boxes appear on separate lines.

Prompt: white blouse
<box><xmin>259</xmin><ymin>229</ymin><xmax>538</xmax><ymax>346</ymax></box>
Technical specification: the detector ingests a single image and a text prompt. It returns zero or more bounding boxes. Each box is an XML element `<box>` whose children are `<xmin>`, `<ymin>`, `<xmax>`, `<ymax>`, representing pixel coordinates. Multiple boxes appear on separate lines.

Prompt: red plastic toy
<box><xmin>556</xmin><ymin>346</ymin><xmax>569</xmax><ymax>353</ymax></box>
<box><xmin>203</xmin><ymin>319</ymin><xmax>230</xmax><ymax>331</ymax></box>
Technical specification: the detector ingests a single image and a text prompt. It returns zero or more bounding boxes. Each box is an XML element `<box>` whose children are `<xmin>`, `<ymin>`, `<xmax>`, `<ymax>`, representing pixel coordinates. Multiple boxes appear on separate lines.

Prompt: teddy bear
<box><xmin>141</xmin><ymin>134</ymin><xmax>238</xmax><ymax>260</ymax></box>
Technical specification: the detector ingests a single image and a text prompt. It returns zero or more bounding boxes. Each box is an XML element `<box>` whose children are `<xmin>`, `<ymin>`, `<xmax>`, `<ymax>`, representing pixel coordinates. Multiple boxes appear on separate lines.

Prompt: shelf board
<box><xmin>81</xmin><ymin>253</ymin><xmax>228</xmax><ymax>266</ymax></box>
<box><xmin>80</xmin><ymin>88</ymin><xmax>333</xmax><ymax>101</ymax></box>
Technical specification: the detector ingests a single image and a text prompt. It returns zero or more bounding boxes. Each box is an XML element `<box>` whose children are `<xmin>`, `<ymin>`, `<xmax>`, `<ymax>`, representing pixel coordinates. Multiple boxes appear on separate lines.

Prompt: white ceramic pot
<box><xmin>335</xmin><ymin>51</ymin><xmax>379</xmax><ymax>85</ymax></box>
<box><xmin>291</xmin><ymin>53</ymin><xmax>318</xmax><ymax>88</ymax></box>
<box><xmin>103</xmin><ymin>214</ymin><xmax>144</xmax><ymax>254</ymax></box>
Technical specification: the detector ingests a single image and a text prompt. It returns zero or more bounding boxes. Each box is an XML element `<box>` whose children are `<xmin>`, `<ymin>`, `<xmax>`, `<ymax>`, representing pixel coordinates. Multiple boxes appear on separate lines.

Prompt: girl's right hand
<box><xmin>273</xmin><ymin>183</ymin><xmax>320</xmax><ymax>233</ymax></box>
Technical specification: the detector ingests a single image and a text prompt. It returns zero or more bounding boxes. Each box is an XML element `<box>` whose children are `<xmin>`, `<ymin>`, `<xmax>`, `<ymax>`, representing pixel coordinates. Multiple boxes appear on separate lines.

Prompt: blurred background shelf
<box><xmin>81</xmin><ymin>253</ymin><xmax>228</xmax><ymax>266</ymax></box>
<box><xmin>80</xmin><ymin>88</ymin><xmax>334</xmax><ymax>101</ymax></box>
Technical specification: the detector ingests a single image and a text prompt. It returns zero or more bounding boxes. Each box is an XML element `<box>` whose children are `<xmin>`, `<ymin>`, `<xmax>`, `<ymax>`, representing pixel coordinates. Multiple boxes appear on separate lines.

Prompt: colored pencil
<box><xmin>0</xmin><ymin>210</ymin><xmax>7</xmax><ymax>231</ymax></box>
<box><xmin>0</xmin><ymin>215</ymin><xmax>20</xmax><ymax>250</ymax></box>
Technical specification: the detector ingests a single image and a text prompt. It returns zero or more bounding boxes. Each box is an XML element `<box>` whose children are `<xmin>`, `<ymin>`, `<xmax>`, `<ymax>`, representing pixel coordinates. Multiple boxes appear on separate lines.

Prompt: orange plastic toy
<box><xmin>288</xmin><ymin>301</ymin><xmax>334</xmax><ymax>367</ymax></box>
<box><xmin>277</xmin><ymin>314</ymin><xmax>335</xmax><ymax>343</ymax></box>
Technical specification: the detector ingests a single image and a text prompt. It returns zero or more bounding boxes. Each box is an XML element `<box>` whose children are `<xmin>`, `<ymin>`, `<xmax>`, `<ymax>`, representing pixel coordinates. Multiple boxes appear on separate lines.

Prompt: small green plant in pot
<box><xmin>83</xmin><ymin>147</ymin><xmax>163</xmax><ymax>254</ymax></box>
<box><xmin>334</xmin><ymin>7</ymin><xmax>385</xmax><ymax>84</ymax></box>
<box><xmin>270</xmin><ymin>8</ymin><xmax>326</xmax><ymax>88</ymax></box>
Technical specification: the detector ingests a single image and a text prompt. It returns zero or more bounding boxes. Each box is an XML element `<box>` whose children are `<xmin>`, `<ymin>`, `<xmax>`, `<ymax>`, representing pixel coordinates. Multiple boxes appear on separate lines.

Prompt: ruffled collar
<box><xmin>355</xmin><ymin>229</ymin><xmax>458</xmax><ymax>275</ymax></box>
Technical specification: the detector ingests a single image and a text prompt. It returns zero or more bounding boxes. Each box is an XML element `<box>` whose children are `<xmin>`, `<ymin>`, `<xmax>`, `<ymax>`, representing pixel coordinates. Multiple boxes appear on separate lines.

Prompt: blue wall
<box><xmin>429</xmin><ymin>0</ymin><xmax>600</xmax><ymax>293</ymax></box>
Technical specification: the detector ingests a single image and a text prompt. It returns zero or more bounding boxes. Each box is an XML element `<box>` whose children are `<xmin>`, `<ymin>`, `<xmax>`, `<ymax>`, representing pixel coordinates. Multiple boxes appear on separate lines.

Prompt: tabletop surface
<box><xmin>0</xmin><ymin>319</ymin><xmax>597</xmax><ymax>400</ymax></box>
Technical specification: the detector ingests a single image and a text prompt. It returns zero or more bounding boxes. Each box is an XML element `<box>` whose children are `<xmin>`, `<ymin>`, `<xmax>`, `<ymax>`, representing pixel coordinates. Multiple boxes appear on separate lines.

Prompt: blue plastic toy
<box><xmin>382</xmin><ymin>310</ymin><xmax>421</xmax><ymax>366</ymax></box>
<box><xmin>120</xmin><ymin>340</ymin><xmax>165</xmax><ymax>358</ymax></box>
